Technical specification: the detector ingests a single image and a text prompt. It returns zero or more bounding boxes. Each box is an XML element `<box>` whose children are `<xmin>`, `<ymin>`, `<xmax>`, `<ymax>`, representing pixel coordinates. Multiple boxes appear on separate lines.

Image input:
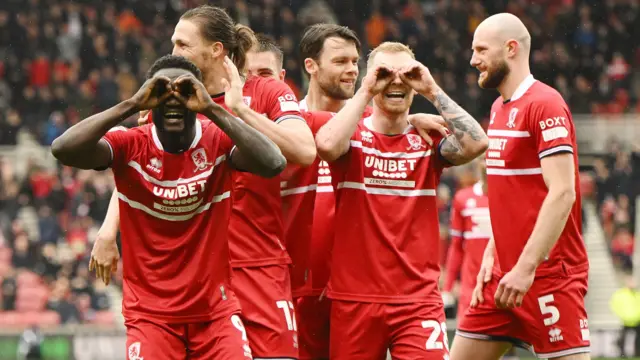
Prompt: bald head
<box><xmin>470</xmin><ymin>13</ymin><xmax>531</xmax><ymax>90</ymax></box>
<box><xmin>475</xmin><ymin>13</ymin><xmax>531</xmax><ymax>58</ymax></box>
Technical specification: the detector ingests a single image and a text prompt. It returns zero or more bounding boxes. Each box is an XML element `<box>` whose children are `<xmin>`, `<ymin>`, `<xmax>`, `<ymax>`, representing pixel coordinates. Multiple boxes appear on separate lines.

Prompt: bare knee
<box><xmin>449</xmin><ymin>335</ymin><xmax>512</xmax><ymax>360</ymax></box>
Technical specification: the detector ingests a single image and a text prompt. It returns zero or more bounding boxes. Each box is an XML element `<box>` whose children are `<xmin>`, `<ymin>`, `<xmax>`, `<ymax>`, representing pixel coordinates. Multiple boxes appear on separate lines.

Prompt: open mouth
<box><xmin>163</xmin><ymin>108</ymin><xmax>185</xmax><ymax>121</ymax></box>
<box><xmin>385</xmin><ymin>91</ymin><xmax>407</xmax><ymax>100</ymax></box>
<box><xmin>340</xmin><ymin>79</ymin><xmax>355</xmax><ymax>86</ymax></box>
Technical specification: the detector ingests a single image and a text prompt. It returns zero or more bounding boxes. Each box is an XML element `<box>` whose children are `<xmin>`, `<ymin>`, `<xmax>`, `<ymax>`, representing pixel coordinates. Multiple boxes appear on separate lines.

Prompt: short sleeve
<box><xmin>219</xmin><ymin>130</ymin><xmax>235</xmax><ymax>158</ymax></box>
<box><xmin>527</xmin><ymin>99</ymin><xmax>574</xmax><ymax>160</ymax></box>
<box><xmin>259</xmin><ymin>78</ymin><xmax>305</xmax><ymax>124</ymax></box>
<box><xmin>433</xmin><ymin>131</ymin><xmax>455</xmax><ymax>170</ymax></box>
<box><xmin>101</xmin><ymin>126</ymin><xmax>138</xmax><ymax>170</ymax></box>
<box><xmin>305</xmin><ymin>111</ymin><xmax>335</xmax><ymax>135</ymax></box>
<box><xmin>449</xmin><ymin>193</ymin><xmax>464</xmax><ymax>240</ymax></box>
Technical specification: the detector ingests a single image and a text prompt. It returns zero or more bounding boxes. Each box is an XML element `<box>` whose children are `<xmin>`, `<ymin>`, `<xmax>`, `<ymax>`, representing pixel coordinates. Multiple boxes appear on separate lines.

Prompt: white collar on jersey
<box><xmin>363</xmin><ymin>115</ymin><xmax>414</xmax><ymax>135</ymax></box>
<box><xmin>299</xmin><ymin>97</ymin><xmax>308</xmax><ymax>111</ymax></box>
<box><xmin>473</xmin><ymin>181</ymin><xmax>484</xmax><ymax>196</ymax></box>
<box><xmin>151</xmin><ymin>118</ymin><xmax>203</xmax><ymax>151</ymax></box>
<box><xmin>510</xmin><ymin>74</ymin><xmax>537</xmax><ymax>101</ymax></box>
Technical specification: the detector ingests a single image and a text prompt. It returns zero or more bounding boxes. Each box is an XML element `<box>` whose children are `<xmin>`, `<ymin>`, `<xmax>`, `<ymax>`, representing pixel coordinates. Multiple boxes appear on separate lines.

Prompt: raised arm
<box><xmin>172</xmin><ymin>74</ymin><xmax>286</xmax><ymax>178</ymax></box>
<box><xmin>221</xmin><ymin>57</ymin><xmax>316</xmax><ymax>166</ymax></box>
<box><xmin>51</xmin><ymin>77</ymin><xmax>173</xmax><ymax>169</ymax></box>
<box><xmin>315</xmin><ymin>65</ymin><xmax>394</xmax><ymax>162</ymax></box>
<box><xmin>399</xmin><ymin>62</ymin><xmax>488</xmax><ymax>165</ymax></box>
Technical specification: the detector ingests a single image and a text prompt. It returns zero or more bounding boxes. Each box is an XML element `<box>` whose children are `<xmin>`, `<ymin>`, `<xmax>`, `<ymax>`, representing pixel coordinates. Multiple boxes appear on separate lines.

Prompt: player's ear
<box><xmin>304</xmin><ymin>57</ymin><xmax>318</xmax><ymax>76</ymax></box>
<box><xmin>505</xmin><ymin>39</ymin><xmax>518</xmax><ymax>59</ymax></box>
<box><xmin>279</xmin><ymin>69</ymin><xmax>286</xmax><ymax>82</ymax></box>
<box><xmin>212</xmin><ymin>41</ymin><xmax>224</xmax><ymax>59</ymax></box>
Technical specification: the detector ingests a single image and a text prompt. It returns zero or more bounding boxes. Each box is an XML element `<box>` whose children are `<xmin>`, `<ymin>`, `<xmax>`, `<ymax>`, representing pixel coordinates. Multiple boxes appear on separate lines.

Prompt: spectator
<box><xmin>610</xmin><ymin>273</ymin><xmax>640</xmax><ymax>357</ymax></box>
<box><xmin>46</xmin><ymin>277</ymin><xmax>81</xmax><ymax>325</ymax></box>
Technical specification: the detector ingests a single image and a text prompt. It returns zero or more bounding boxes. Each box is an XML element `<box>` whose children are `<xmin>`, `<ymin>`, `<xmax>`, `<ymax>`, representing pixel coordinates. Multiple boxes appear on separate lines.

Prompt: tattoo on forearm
<box><xmin>433</xmin><ymin>89</ymin><xmax>484</xmax><ymax>142</ymax></box>
<box><xmin>432</xmin><ymin>89</ymin><xmax>486</xmax><ymax>163</ymax></box>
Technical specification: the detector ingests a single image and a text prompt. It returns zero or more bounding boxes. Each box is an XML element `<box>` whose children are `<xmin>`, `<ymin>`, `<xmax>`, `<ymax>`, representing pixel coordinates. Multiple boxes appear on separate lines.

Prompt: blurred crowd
<box><xmin>0</xmin><ymin>0</ymin><xmax>639</xmax><ymax>327</ymax></box>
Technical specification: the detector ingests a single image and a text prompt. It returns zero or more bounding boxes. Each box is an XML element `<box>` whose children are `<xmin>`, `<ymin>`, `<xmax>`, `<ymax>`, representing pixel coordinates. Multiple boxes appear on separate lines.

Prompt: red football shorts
<box><xmin>330</xmin><ymin>300</ymin><xmax>450</xmax><ymax>360</ymax></box>
<box><xmin>456</xmin><ymin>269</ymin><xmax>590</xmax><ymax>358</ymax></box>
<box><xmin>233</xmin><ymin>264</ymin><xmax>298</xmax><ymax>359</ymax></box>
<box><xmin>125</xmin><ymin>313</ymin><xmax>251</xmax><ymax>360</ymax></box>
<box><xmin>296</xmin><ymin>295</ymin><xmax>331</xmax><ymax>359</ymax></box>
<box><xmin>456</xmin><ymin>287</ymin><xmax>473</xmax><ymax>321</ymax></box>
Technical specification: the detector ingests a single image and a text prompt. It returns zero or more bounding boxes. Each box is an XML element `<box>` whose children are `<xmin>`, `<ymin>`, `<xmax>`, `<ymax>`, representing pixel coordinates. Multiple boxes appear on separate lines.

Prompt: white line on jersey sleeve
<box><xmin>538</xmin><ymin>145</ymin><xmax>573</xmax><ymax>159</ymax></box>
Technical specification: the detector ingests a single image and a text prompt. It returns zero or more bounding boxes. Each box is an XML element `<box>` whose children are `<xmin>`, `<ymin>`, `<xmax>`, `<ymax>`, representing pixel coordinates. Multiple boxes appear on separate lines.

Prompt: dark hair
<box><xmin>299</xmin><ymin>23</ymin><xmax>361</xmax><ymax>75</ymax></box>
<box><xmin>254</xmin><ymin>33</ymin><xmax>284</xmax><ymax>69</ymax></box>
<box><xmin>181</xmin><ymin>5</ymin><xmax>257</xmax><ymax>72</ymax></box>
<box><xmin>146</xmin><ymin>55</ymin><xmax>202</xmax><ymax>80</ymax></box>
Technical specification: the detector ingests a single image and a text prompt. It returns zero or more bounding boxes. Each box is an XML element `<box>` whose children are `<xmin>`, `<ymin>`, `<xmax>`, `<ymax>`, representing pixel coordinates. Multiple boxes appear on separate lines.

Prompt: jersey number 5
<box><xmin>538</xmin><ymin>294</ymin><xmax>560</xmax><ymax>326</ymax></box>
<box><xmin>422</xmin><ymin>320</ymin><xmax>449</xmax><ymax>351</ymax></box>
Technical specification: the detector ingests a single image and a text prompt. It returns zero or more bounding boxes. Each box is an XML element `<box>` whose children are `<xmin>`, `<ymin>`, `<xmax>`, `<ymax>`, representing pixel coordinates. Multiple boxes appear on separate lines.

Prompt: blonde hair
<box><xmin>367</xmin><ymin>42</ymin><xmax>415</xmax><ymax>68</ymax></box>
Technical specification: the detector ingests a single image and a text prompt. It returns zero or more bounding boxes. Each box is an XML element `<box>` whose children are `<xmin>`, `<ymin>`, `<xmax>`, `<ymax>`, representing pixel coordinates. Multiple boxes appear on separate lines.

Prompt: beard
<box><xmin>317</xmin><ymin>74</ymin><xmax>353</xmax><ymax>100</ymax></box>
<box><xmin>479</xmin><ymin>60</ymin><xmax>510</xmax><ymax>89</ymax></box>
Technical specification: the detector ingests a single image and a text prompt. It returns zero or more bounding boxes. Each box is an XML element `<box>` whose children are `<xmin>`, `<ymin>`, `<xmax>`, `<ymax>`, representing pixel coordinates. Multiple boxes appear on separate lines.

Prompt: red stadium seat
<box><xmin>15</xmin><ymin>286</ymin><xmax>49</xmax><ymax>312</ymax></box>
<box><xmin>0</xmin><ymin>247</ymin><xmax>11</xmax><ymax>262</ymax></box>
<box><xmin>16</xmin><ymin>271</ymin><xmax>42</xmax><ymax>287</ymax></box>
<box><xmin>93</xmin><ymin>311</ymin><xmax>115</xmax><ymax>325</ymax></box>
<box><xmin>37</xmin><ymin>311</ymin><xmax>61</xmax><ymax>326</ymax></box>
<box><xmin>0</xmin><ymin>311</ymin><xmax>20</xmax><ymax>326</ymax></box>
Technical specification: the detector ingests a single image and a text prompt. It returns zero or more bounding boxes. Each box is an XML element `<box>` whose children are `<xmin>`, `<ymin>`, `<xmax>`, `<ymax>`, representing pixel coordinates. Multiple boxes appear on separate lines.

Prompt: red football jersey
<box><xmin>212</xmin><ymin>76</ymin><xmax>305</xmax><ymax>268</ymax></box>
<box><xmin>485</xmin><ymin>75</ymin><xmax>588</xmax><ymax>277</ymax></box>
<box><xmin>444</xmin><ymin>182</ymin><xmax>492</xmax><ymax>294</ymax></box>
<box><xmin>280</xmin><ymin>110</ymin><xmax>334</xmax><ymax>298</ymax></box>
<box><xmin>327</xmin><ymin>116</ymin><xmax>448</xmax><ymax>303</ymax></box>
<box><xmin>102</xmin><ymin>118</ymin><xmax>238</xmax><ymax>322</ymax></box>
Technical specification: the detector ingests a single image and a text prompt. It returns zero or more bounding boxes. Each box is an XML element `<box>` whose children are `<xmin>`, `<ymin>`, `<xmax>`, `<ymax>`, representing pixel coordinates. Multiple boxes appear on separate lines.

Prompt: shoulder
<box><xmin>525</xmin><ymin>82</ymin><xmax>569</xmax><ymax>110</ymax></box>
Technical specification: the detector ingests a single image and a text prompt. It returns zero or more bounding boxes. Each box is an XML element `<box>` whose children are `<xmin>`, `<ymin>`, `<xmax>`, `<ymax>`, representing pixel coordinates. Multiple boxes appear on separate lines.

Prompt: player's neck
<box><xmin>306</xmin><ymin>81</ymin><xmax>347</xmax><ymax>112</ymax></box>
<box><xmin>498</xmin><ymin>64</ymin><xmax>531</xmax><ymax>101</ymax></box>
<box><xmin>203</xmin><ymin>66</ymin><xmax>227</xmax><ymax>96</ymax></box>
<box><xmin>371</xmin><ymin>107</ymin><xmax>409</xmax><ymax>135</ymax></box>
<box><xmin>157</xmin><ymin>127</ymin><xmax>196</xmax><ymax>154</ymax></box>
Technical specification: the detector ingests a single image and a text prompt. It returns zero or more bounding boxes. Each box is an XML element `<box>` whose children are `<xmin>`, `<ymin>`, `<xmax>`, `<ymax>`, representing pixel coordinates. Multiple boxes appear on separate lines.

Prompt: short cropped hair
<box><xmin>254</xmin><ymin>33</ymin><xmax>284</xmax><ymax>70</ymax></box>
<box><xmin>146</xmin><ymin>54</ymin><xmax>203</xmax><ymax>80</ymax></box>
<box><xmin>299</xmin><ymin>24</ymin><xmax>361</xmax><ymax>76</ymax></box>
<box><xmin>367</xmin><ymin>42</ymin><xmax>415</xmax><ymax>68</ymax></box>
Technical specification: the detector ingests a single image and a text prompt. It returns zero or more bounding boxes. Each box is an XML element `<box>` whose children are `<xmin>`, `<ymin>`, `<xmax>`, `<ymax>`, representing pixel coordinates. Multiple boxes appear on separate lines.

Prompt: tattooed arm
<box><xmin>399</xmin><ymin>61</ymin><xmax>488</xmax><ymax>165</ymax></box>
<box><xmin>429</xmin><ymin>89</ymin><xmax>489</xmax><ymax>165</ymax></box>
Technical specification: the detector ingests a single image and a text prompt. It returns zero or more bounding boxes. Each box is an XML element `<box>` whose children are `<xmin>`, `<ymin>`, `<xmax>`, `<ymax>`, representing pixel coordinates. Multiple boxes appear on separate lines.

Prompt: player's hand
<box><xmin>407</xmin><ymin>114</ymin><xmax>449</xmax><ymax>146</ymax></box>
<box><xmin>398</xmin><ymin>61</ymin><xmax>439</xmax><ymax>98</ymax></box>
<box><xmin>89</xmin><ymin>230</ymin><xmax>120</xmax><ymax>286</ymax></box>
<box><xmin>137</xmin><ymin>110</ymin><xmax>150</xmax><ymax>126</ymax></box>
<box><xmin>470</xmin><ymin>252</ymin><xmax>494</xmax><ymax>308</ymax></box>
<box><xmin>131</xmin><ymin>76</ymin><xmax>173</xmax><ymax>110</ymax></box>
<box><xmin>360</xmin><ymin>65</ymin><xmax>395</xmax><ymax>98</ymax></box>
<box><xmin>172</xmin><ymin>74</ymin><xmax>215</xmax><ymax>114</ymax></box>
<box><xmin>494</xmin><ymin>265</ymin><xmax>535</xmax><ymax>309</ymax></box>
<box><xmin>220</xmin><ymin>56</ymin><xmax>245</xmax><ymax>112</ymax></box>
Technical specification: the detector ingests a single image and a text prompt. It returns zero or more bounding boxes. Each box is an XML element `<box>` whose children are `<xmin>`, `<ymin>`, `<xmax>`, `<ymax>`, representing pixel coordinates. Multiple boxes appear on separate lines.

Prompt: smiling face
<box><xmin>171</xmin><ymin>19</ymin><xmax>215</xmax><ymax>77</ymax></box>
<box><xmin>312</xmin><ymin>37</ymin><xmax>360</xmax><ymax>100</ymax></box>
<box><xmin>369</xmin><ymin>50</ymin><xmax>416</xmax><ymax>115</ymax></box>
<box><xmin>470</xmin><ymin>27</ymin><xmax>511</xmax><ymax>89</ymax></box>
<box><xmin>150</xmin><ymin>68</ymin><xmax>197</xmax><ymax>133</ymax></box>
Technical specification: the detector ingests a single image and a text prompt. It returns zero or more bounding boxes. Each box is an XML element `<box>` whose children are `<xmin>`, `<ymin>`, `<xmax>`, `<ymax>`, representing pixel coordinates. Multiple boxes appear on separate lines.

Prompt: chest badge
<box><xmin>507</xmin><ymin>108</ymin><xmax>518</xmax><ymax>128</ymax></box>
<box><xmin>406</xmin><ymin>133</ymin><xmax>426</xmax><ymax>151</ymax></box>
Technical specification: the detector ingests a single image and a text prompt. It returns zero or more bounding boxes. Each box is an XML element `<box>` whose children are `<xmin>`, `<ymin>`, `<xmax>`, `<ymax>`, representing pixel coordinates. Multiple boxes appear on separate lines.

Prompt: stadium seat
<box><xmin>0</xmin><ymin>247</ymin><xmax>11</xmax><ymax>262</ymax></box>
<box><xmin>93</xmin><ymin>311</ymin><xmax>115</xmax><ymax>325</ymax></box>
<box><xmin>18</xmin><ymin>311</ymin><xmax>61</xmax><ymax>327</ymax></box>
<box><xmin>16</xmin><ymin>271</ymin><xmax>42</xmax><ymax>287</ymax></box>
<box><xmin>15</xmin><ymin>286</ymin><xmax>49</xmax><ymax>312</ymax></box>
<box><xmin>0</xmin><ymin>311</ymin><xmax>20</xmax><ymax>326</ymax></box>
